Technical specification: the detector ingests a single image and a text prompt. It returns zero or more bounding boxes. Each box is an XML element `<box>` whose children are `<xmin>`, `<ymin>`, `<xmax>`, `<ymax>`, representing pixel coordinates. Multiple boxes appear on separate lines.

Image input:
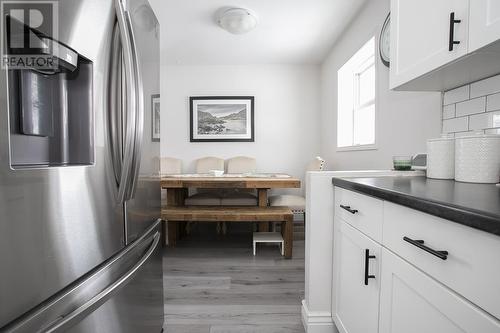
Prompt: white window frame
<box><xmin>337</xmin><ymin>36</ymin><xmax>378</xmax><ymax>152</ymax></box>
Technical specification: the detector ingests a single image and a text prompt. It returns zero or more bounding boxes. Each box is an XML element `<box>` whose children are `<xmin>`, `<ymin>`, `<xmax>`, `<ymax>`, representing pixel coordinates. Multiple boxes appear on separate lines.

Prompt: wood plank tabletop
<box><xmin>161</xmin><ymin>174</ymin><xmax>301</xmax><ymax>189</ymax></box>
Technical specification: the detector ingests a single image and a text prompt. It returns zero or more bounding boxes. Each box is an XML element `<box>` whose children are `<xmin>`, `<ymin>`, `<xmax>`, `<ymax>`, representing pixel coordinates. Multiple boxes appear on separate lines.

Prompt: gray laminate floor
<box><xmin>163</xmin><ymin>222</ymin><xmax>306</xmax><ymax>333</ymax></box>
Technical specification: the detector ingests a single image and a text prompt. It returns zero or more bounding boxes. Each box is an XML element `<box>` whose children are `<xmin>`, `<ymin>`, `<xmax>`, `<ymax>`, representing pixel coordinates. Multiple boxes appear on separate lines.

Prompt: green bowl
<box><xmin>393</xmin><ymin>156</ymin><xmax>412</xmax><ymax>171</ymax></box>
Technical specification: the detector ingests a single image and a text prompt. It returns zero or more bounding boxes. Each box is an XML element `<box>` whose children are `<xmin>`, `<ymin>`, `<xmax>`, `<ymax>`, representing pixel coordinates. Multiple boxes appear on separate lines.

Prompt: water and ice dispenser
<box><xmin>7</xmin><ymin>42</ymin><xmax>94</xmax><ymax>169</ymax></box>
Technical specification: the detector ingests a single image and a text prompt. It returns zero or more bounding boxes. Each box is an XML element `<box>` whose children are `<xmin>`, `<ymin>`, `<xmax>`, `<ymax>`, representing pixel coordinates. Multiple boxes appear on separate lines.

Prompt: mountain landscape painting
<box><xmin>190</xmin><ymin>97</ymin><xmax>255</xmax><ymax>142</ymax></box>
<box><xmin>198</xmin><ymin>104</ymin><xmax>247</xmax><ymax>135</ymax></box>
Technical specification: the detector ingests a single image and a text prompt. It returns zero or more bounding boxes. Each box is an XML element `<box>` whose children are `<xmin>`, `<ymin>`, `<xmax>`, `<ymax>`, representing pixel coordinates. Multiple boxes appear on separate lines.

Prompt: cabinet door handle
<box><xmin>340</xmin><ymin>205</ymin><xmax>358</xmax><ymax>214</ymax></box>
<box><xmin>364</xmin><ymin>249</ymin><xmax>376</xmax><ymax>286</ymax></box>
<box><xmin>403</xmin><ymin>236</ymin><xmax>449</xmax><ymax>260</ymax></box>
<box><xmin>449</xmin><ymin>12</ymin><xmax>462</xmax><ymax>51</ymax></box>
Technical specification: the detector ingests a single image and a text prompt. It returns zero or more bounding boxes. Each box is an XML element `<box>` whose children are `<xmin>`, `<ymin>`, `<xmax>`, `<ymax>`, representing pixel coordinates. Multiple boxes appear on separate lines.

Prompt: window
<box><xmin>337</xmin><ymin>37</ymin><xmax>376</xmax><ymax>150</ymax></box>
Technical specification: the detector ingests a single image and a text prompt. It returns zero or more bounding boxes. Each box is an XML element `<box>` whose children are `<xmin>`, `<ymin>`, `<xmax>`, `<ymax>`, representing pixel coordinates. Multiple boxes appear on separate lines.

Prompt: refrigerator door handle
<box><xmin>108</xmin><ymin>22</ymin><xmax>124</xmax><ymax>187</ymax></box>
<box><xmin>115</xmin><ymin>0</ymin><xmax>138</xmax><ymax>204</ymax></box>
<box><xmin>122</xmin><ymin>8</ymin><xmax>145</xmax><ymax>201</ymax></box>
<box><xmin>43</xmin><ymin>231</ymin><xmax>161</xmax><ymax>333</ymax></box>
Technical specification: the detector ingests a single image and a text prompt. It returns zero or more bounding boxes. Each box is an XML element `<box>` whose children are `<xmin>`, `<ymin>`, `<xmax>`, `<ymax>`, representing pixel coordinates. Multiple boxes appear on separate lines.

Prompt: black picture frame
<box><xmin>190</xmin><ymin>96</ymin><xmax>255</xmax><ymax>142</ymax></box>
<box><xmin>151</xmin><ymin>94</ymin><xmax>160</xmax><ymax>142</ymax></box>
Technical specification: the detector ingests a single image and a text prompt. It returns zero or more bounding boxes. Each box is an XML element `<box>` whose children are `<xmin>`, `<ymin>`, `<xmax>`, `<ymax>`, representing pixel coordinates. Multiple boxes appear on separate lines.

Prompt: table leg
<box><xmin>167</xmin><ymin>221</ymin><xmax>178</xmax><ymax>247</ymax></box>
<box><xmin>166</xmin><ymin>188</ymin><xmax>185</xmax><ymax>247</ymax></box>
<box><xmin>258</xmin><ymin>188</ymin><xmax>269</xmax><ymax>232</ymax></box>
<box><xmin>179</xmin><ymin>189</ymin><xmax>189</xmax><ymax>239</ymax></box>
<box><xmin>161</xmin><ymin>220</ymin><xmax>167</xmax><ymax>248</ymax></box>
<box><xmin>281</xmin><ymin>215</ymin><xmax>293</xmax><ymax>259</ymax></box>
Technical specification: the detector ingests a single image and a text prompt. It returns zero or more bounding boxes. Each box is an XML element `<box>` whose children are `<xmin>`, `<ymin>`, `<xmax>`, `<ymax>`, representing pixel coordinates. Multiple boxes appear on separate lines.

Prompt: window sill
<box><xmin>336</xmin><ymin>144</ymin><xmax>378</xmax><ymax>152</ymax></box>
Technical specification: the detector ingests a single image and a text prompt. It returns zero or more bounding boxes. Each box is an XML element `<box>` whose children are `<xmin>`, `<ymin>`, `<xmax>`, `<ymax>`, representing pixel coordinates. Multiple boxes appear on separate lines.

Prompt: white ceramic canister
<box><xmin>427</xmin><ymin>135</ymin><xmax>455</xmax><ymax>179</ymax></box>
<box><xmin>455</xmin><ymin>134</ymin><xmax>500</xmax><ymax>183</ymax></box>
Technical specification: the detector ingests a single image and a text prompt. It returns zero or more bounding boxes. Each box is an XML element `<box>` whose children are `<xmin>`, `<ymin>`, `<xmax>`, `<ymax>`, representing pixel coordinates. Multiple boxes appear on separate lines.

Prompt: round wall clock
<box><xmin>379</xmin><ymin>13</ymin><xmax>390</xmax><ymax>67</ymax></box>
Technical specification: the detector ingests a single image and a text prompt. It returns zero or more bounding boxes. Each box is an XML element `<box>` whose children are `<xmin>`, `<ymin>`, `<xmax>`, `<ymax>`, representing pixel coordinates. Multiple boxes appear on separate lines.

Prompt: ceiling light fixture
<box><xmin>217</xmin><ymin>8</ymin><xmax>258</xmax><ymax>35</ymax></box>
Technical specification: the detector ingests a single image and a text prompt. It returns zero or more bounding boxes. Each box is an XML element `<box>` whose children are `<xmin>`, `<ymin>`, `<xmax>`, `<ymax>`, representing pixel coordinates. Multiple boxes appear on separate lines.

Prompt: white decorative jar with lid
<box><xmin>455</xmin><ymin>134</ymin><xmax>500</xmax><ymax>183</ymax></box>
<box><xmin>427</xmin><ymin>135</ymin><xmax>455</xmax><ymax>179</ymax></box>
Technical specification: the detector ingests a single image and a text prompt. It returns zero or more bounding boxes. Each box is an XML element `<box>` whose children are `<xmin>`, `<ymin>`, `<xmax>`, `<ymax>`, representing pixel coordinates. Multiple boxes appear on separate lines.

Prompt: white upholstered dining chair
<box><xmin>184</xmin><ymin>156</ymin><xmax>225</xmax><ymax>206</ymax></box>
<box><xmin>160</xmin><ymin>157</ymin><xmax>182</xmax><ymax>201</ymax></box>
<box><xmin>226</xmin><ymin>156</ymin><xmax>257</xmax><ymax>174</ymax></box>
<box><xmin>214</xmin><ymin>156</ymin><xmax>259</xmax><ymax>235</ymax></box>
<box><xmin>161</xmin><ymin>157</ymin><xmax>182</xmax><ymax>175</ymax></box>
<box><xmin>221</xmin><ymin>156</ymin><xmax>258</xmax><ymax>206</ymax></box>
<box><xmin>183</xmin><ymin>156</ymin><xmax>225</xmax><ymax>235</ymax></box>
<box><xmin>268</xmin><ymin>156</ymin><xmax>325</xmax><ymax>223</ymax></box>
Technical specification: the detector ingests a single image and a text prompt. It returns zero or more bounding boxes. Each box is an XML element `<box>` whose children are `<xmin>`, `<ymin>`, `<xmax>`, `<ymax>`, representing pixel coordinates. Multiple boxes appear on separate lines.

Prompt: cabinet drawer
<box><xmin>334</xmin><ymin>187</ymin><xmax>383</xmax><ymax>242</ymax></box>
<box><xmin>383</xmin><ymin>201</ymin><xmax>500</xmax><ymax>319</ymax></box>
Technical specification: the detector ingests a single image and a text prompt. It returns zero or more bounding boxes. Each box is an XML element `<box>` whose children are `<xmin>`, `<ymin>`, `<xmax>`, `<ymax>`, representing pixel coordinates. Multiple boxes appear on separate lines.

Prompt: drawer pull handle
<box><xmin>340</xmin><ymin>205</ymin><xmax>358</xmax><ymax>214</ymax></box>
<box><xmin>403</xmin><ymin>236</ymin><xmax>449</xmax><ymax>260</ymax></box>
<box><xmin>364</xmin><ymin>249</ymin><xmax>376</xmax><ymax>286</ymax></box>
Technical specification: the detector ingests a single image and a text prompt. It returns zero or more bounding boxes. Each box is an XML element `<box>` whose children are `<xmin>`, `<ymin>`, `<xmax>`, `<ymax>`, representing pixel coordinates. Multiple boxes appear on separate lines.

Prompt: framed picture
<box><xmin>151</xmin><ymin>94</ymin><xmax>160</xmax><ymax>142</ymax></box>
<box><xmin>190</xmin><ymin>96</ymin><xmax>255</xmax><ymax>142</ymax></box>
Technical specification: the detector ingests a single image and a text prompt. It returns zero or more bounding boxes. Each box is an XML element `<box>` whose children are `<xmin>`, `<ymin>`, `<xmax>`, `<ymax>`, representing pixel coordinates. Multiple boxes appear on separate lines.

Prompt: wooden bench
<box><xmin>162</xmin><ymin>206</ymin><xmax>294</xmax><ymax>258</ymax></box>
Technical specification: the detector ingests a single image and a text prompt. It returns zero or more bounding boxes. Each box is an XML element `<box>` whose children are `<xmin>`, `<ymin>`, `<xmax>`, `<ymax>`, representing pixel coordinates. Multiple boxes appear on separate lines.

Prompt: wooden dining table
<box><xmin>160</xmin><ymin>173</ymin><xmax>301</xmax><ymax>243</ymax></box>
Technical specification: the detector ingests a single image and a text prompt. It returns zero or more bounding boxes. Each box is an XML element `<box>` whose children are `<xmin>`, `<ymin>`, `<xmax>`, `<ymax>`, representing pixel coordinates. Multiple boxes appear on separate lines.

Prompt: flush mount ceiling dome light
<box><xmin>217</xmin><ymin>8</ymin><xmax>258</xmax><ymax>35</ymax></box>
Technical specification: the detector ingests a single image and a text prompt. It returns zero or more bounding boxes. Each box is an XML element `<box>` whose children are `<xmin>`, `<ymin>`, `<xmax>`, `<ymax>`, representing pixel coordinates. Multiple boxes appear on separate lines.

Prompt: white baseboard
<box><xmin>301</xmin><ymin>300</ymin><xmax>338</xmax><ymax>333</ymax></box>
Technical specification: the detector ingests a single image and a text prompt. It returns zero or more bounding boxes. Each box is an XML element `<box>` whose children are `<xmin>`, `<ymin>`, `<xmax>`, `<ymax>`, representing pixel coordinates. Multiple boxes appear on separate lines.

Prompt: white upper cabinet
<box><xmin>469</xmin><ymin>0</ymin><xmax>500</xmax><ymax>52</ymax></box>
<box><xmin>390</xmin><ymin>0</ymin><xmax>469</xmax><ymax>90</ymax></box>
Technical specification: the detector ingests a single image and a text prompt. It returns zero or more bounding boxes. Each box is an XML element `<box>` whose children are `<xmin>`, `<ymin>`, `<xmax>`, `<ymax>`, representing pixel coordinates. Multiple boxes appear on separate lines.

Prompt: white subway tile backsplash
<box><xmin>455</xmin><ymin>97</ymin><xmax>486</xmax><ymax>117</ymax></box>
<box><xmin>469</xmin><ymin>110</ymin><xmax>500</xmax><ymax>130</ymax></box>
<box><xmin>455</xmin><ymin>130</ymin><xmax>484</xmax><ymax>137</ymax></box>
<box><xmin>443</xmin><ymin>85</ymin><xmax>469</xmax><ymax>105</ymax></box>
<box><xmin>442</xmin><ymin>104</ymin><xmax>455</xmax><ymax>119</ymax></box>
<box><xmin>442</xmin><ymin>74</ymin><xmax>500</xmax><ymax>136</ymax></box>
<box><xmin>443</xmin><ymin>117</ymin><xmax>468</xmax><ymax>133</ymax></box>
<box><xmin>485</xmin><ymin>128</ymin><xmax>500</xmax><ymax>135</ymax></box>
<box><xmin>470</xmin><ymin>75</ymin><xmax>500</xmax><ymax>98</ymax></box>
<box><xmin>487</xmin><ymin>93</ymin><xmax>500</xmax><ymax>111</ymax></box>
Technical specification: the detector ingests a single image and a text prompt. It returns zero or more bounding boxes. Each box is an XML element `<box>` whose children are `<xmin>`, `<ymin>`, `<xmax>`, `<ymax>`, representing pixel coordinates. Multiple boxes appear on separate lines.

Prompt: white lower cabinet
<box><xmin>379</xmin><ymin>248</ymin><xmax>500</xmax><ymax>333</ymax></box>
<box><xmin>332</xmin><ymin>187</ymin><xmax>500</xmax><ymax>333</ymax></box>
<box><xmin>333</xmin><ymin>218</ymin><xmax>381</xmax><ymax>333</ymax></box>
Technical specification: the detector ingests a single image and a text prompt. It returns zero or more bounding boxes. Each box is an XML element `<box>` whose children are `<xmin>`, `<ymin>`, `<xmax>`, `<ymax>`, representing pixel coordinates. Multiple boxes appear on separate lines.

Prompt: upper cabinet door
<box><xmin>469</xmin><ymin>0</ymin><xmax>500</xmax><ymax>52</ymax></box>
<box><xmin>390</xmin><ymin>0</ymin><xmax>469</xmax><ymax>89</ymax></box>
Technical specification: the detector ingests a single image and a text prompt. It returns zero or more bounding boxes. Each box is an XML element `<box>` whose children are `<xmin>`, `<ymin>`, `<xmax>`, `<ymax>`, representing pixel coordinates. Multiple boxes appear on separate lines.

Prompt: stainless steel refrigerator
<box><xmin>0</xmin><ymin>0</ymin><xmax>163</xmax><ymax>331</ymax></box>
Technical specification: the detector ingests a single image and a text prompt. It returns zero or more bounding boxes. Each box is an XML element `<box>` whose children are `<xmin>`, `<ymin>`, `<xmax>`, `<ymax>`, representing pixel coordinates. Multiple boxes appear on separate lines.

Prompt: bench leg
<box><xmin>258</xmin><ymin>222</ymin><xmax>269</xmax><ymax>232</ymax></box>
<box><xmin>281</xmin><ymin>216</ymin><xmax>293</xmax><ymax>259</ymax></box>
<box><xmin>167</xmin><ymin>221</ymin><xmax>177</xmax><ymax>247</ymax></box>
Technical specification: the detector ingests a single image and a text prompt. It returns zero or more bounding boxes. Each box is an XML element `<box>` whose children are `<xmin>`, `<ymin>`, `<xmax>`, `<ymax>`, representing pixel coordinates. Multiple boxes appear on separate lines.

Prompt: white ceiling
<box><xmin>149</xmin><ymin>0</ymin><xmax>368</xmax><ymax>65</ymax></box>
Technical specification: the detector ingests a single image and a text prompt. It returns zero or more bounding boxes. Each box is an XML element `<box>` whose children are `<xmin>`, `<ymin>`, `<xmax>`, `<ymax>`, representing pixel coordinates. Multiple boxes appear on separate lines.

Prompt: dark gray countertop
<box><xmin>332</xmin><ymin>176</ymin><xmax>500</xmax><ymax>237</ymax></box>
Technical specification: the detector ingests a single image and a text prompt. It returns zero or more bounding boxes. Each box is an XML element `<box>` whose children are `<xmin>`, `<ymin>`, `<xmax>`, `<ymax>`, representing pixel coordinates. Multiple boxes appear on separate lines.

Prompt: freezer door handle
<box><xmin>0</xmin><ymin>219</ymin><xmax>161</xmax><ymax>333</ymax></box>
<box><xmin>43</xmin><ymin>231</ymin><xmax>160</xmax><ymax>332</ymax></box>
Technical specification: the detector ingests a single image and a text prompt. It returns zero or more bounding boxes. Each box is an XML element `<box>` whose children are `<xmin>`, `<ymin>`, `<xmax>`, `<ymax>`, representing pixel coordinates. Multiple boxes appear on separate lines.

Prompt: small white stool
<box><xmin>253</xmin><ymin>232</ymin><xmax>284</xmax><ymax>256</ymax></box>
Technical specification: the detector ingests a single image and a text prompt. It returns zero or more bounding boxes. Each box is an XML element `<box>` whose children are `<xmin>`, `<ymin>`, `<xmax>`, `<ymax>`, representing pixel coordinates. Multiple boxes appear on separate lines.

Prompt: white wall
<box><xmin>320</xmin><ymin>0</ymin><xmax>442</xmax><ymax>171</ymax></box>
<box><xmin>161</xmin><ymin>65</ymin><xmax>321</xmax><ymax>193</ymax></box>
